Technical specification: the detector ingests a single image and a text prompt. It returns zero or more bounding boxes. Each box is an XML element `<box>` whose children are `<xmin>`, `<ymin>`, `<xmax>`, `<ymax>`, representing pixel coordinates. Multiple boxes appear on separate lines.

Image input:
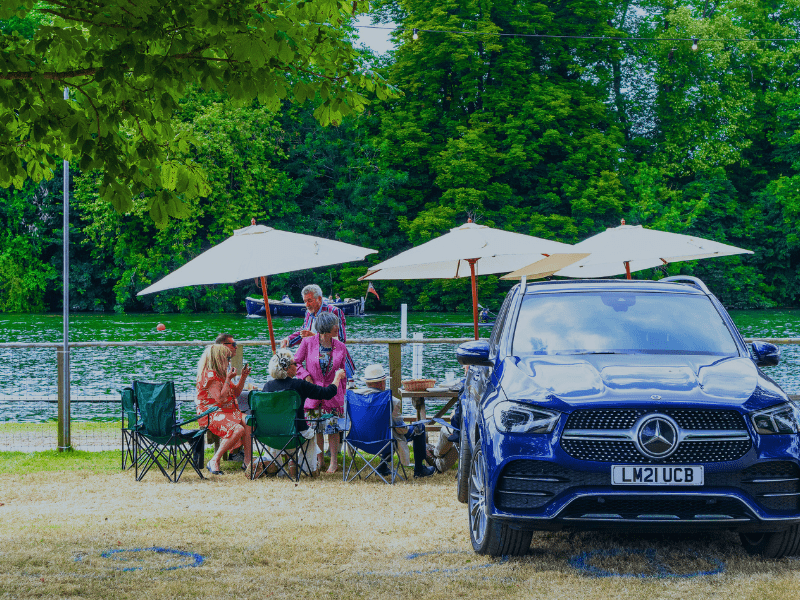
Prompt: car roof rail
<box><xmin>660</xmin><ymin>276</ymin><xmax>711</xmax><ymax>294</ymax></box>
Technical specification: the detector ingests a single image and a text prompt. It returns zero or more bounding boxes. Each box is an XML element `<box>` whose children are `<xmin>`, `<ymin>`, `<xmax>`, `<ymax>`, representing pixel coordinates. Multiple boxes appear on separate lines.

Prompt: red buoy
<box><xmin>156</xmin><ymin>323</ymin><xmax>166</xmax><ymax>331</ymax></box>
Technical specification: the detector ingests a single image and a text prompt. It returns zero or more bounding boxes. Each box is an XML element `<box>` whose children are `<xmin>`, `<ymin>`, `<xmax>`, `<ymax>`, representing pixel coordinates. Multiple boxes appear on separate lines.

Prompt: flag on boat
<box><xmin>366</xmin><ymin>282</ymin><xmax>380</xmax><ymax>300</ymax></box>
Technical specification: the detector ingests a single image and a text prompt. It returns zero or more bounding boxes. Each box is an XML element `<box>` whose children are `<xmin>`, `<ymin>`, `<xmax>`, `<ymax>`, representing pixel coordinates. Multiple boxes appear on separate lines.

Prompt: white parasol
<box><xmin>360</xmin><ymin>222</ymin><xmax>572</xmax><ymax>339</ymax></box>
<box><xmin>138</xmin><ymin>221</ymin><xmax>377</xmax><ymax>350</ymax></box>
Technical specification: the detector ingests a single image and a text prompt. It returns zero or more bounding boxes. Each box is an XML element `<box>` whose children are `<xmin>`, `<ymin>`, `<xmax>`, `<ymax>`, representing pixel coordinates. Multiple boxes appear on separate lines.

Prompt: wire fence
<box><xmin>0</xmin><ymin>338</ymin><xmax>471</xmax><ymax>452</ymax></box>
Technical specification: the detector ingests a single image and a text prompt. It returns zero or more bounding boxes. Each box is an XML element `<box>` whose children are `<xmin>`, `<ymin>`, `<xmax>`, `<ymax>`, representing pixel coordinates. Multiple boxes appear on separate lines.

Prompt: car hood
<box><xmin>499</xmin><ymin>354</ymin><xmax>787</xmax><ymax>410</ymax></box>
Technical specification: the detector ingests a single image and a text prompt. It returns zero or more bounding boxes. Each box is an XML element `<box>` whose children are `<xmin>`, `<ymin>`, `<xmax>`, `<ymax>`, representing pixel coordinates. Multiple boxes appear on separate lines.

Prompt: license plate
<box><xmin>612</xmin><ymin>465</ymin><xmax>704</xmax><ymax>486</ymax></box>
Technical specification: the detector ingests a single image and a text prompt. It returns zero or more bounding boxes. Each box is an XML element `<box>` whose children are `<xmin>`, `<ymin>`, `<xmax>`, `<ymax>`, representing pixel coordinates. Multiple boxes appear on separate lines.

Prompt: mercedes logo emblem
<box><xmin>634</xmin><ymin>414</ymin><xmax>679</xmax><ymax>459</ymax></box>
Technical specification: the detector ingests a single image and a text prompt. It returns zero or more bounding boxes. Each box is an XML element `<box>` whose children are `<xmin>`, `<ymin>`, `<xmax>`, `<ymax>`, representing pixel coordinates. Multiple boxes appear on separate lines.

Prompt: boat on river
<box><xmin>245</xmin><ymin>296</ymin><xmax>366</xmax><ymax>318</ymax></box>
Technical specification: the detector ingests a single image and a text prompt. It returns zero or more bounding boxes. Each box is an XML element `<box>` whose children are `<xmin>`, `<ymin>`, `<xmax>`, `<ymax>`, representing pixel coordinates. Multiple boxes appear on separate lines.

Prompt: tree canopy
<box><xmin>2</xmin><ymin>0</ymin><xmax>799</xmax><ymax>314</ymax></box>
<box><xmin>0</xmin><ymin>0</ymin><xmax>394</xmax><ymax>225</ymax></box>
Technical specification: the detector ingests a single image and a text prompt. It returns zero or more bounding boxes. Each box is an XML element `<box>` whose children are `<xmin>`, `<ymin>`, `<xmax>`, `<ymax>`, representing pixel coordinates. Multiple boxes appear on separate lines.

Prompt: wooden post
<box><xmin>388</xmin><ymin>342</ymin><xmax>402</xmax><ymax>401</ymax></box>
<box><xmin>468</xmin><ymin>258</ymin><xmax>479</xmax><ymax>340</ymax></box>
<box><xmin>259</xmin><ymin>276</ymin><xmax>276</xmax><ymax>352</ymax></box>
<box><xmin>56</xmin><ymin>349</ymin><xmax>71</xmax><ymax>451</ymax></box>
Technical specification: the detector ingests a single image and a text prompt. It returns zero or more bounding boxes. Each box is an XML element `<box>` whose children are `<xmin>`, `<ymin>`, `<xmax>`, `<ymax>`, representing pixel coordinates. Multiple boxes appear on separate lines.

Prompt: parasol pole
<box><xmin>467</xmin><ymin>258</ymin><xmax>479</xmax><ymax>340</ymax></box>
<box><xmin>624</xmin><ymin>261</ymin><xmax>631</xmax><ymax>280</ymax></box>
<box><xmin>260</xmin><ymin>276</ymin><xmax>276</xmax><ymax>352</ymax></box>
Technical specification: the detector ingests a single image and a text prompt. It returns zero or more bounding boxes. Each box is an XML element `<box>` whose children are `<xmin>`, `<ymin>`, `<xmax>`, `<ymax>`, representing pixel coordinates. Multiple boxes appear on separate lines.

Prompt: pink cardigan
<box><xmin>294</xmin><ymin>334</ymin><xmax>347</xmax><ymax>412</ymax></box>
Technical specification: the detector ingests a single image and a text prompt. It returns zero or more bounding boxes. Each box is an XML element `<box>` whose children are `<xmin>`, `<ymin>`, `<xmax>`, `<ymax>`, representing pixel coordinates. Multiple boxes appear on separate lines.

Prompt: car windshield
<box><xmin>512</xmin><ymin>291</ymin><xmax>739</xmax><ymax>356</ymax></box>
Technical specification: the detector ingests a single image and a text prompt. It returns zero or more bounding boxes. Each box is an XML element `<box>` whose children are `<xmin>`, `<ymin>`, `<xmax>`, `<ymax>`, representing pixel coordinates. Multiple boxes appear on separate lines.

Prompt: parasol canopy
<box><xmin>360</xmin><ymin>222</ymin><xmax>572</xmax><ymax>338</ymax></box>
<box><xmin>554</xmin><ymin>224</ymin><xmax>753</xmax><ymax>279</ymax></box>
<box><xmin>138</xmin><ymin>222</ymin><xmax>377</xmax><ymax>350</ymax></box>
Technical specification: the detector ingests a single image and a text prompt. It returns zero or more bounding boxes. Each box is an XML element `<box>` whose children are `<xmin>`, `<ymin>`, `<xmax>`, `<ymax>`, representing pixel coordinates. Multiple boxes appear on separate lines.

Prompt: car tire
<box><xmin>740</xmin><ymin>527</ymin><xmax>800</xmax><ymax>558</ymax></box>
<box><xmin>456</xmin><ymin>428</ymin><xmax>472</xmax><ymax>504</ymax></box>
<box><xmin>468</xmin><ymin>447</ymin><xmax>532</xmax><ymax>556</ymax></box>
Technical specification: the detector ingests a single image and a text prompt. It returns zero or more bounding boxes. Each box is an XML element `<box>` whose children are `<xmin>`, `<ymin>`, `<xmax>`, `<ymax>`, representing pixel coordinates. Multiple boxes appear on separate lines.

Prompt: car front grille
<box><xmin>565</xmin><ymin>408</ymin><xmax>746</xmax><ymax>430</ymax></box>
<box><xmin>560</xmin><ymin>439</ymin><xmax>752</xmax><ymax>463</ymax></box>
<box><xmin>560</xmin><ymin>408</ymin><xmax>752</xmax><ymax>463</ymax></box>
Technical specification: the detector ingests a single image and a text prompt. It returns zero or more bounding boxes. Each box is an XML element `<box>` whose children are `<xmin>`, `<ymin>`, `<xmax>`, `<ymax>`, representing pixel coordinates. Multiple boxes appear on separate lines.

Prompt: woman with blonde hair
<box><xmin>196</xmin><ymin>344</ymin><xmax>252</xmax><ymax>474</ymax></box>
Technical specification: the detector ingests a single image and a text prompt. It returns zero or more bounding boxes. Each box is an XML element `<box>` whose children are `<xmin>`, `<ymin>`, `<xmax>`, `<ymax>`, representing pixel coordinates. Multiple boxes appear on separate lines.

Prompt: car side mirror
<box><xmin>456</xmin><ymin>340</ymin><xmax>493</xmax><ymax>367</ymax></box>
<box><xmin>751</xmin><ymin>341</ymin><xmax>780</xmax><ymax>367</ymax></box>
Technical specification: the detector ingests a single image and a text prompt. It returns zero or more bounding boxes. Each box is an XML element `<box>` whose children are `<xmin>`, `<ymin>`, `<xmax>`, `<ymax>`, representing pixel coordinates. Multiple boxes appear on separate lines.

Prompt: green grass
<box><xmin>0</xmin><ymin>450</ymin><xmax>122</xmax><ymax>475</ymax></box>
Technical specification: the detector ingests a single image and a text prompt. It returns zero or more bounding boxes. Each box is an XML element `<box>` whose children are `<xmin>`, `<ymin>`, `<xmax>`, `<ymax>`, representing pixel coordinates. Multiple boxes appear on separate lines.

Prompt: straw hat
<box><xmin>364</xmin><ymin>364</ymin><xmax>387</xmax><ymax>383</ymax></box>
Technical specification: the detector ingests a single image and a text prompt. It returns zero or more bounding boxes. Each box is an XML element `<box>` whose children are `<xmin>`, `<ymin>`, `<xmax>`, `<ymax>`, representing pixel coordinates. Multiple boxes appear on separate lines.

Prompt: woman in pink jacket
<box><xmin>293</xmin><ymin>311</ymin><xmax>349</xmax><ymax>473</ymax></box>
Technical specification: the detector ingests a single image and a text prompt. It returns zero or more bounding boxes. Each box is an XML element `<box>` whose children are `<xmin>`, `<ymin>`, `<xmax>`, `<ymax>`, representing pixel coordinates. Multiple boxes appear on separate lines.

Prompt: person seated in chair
<box><xmin>196</xmin><ymin>344</ymin><xmax>252</xmax><ymax>475</ymax></box>
<box><xmin>351</xmin><ymin>364</ymin><xmax>435</xmax><ymax>479</ymax></box>
<box><xmin>262</xmin><ymin>348</ymin><xmax>347</xmax><ymax>475</ymax></box>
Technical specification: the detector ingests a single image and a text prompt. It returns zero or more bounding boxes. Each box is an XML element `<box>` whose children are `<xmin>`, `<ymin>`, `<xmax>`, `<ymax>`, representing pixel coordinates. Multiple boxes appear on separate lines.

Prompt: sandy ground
<box><xmin>2</xmin><ymin>466</ymin><xmax>800</xmax><ymax>600</ymax></box>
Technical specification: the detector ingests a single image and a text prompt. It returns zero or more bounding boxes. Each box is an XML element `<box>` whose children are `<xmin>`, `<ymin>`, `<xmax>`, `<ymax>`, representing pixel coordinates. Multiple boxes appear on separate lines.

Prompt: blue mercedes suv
<box><xmin>455</xmin><ymin>276</ymin><xmax>799</xmax><ymax>558</ymax></box>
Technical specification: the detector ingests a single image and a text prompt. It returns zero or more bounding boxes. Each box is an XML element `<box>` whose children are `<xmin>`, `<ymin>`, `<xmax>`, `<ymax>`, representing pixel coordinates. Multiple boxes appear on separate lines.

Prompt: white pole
<box><xmin>60</xmin><ymin>86</ymin><xmax>71</xmax><ymax>451</ymax></box>
<box><xmin>412</xmin><ymin>332</ymin><xmax>423</xmax><ymax>379</ymax></box>
<box><xmin>400</xmin><ymin>303</ymin><xmax>407</xmax><ymax>339</ymax></box>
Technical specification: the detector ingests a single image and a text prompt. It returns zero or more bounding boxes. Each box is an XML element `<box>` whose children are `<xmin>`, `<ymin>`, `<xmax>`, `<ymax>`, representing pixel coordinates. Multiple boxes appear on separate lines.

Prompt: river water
<box><xmin>1</xmin><ymin>308</ymin><xmax>799</xmax><ymax>423</ymax></box>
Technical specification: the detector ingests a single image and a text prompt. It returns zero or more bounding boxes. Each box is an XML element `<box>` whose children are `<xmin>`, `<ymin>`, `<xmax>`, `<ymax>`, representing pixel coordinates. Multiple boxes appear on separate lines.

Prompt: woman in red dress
<box><xmin>196</xmin><ymin>344</ymin><xmax>252</xmax><ymax>475</ymax></box>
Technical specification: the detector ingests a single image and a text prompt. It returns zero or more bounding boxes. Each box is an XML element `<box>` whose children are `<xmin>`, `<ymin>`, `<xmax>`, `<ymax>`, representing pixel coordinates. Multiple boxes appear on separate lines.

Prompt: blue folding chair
<box><xmin>342</xmin><ymin>389</ymin><xmax>408</xmax><ymax>484</ymax></box>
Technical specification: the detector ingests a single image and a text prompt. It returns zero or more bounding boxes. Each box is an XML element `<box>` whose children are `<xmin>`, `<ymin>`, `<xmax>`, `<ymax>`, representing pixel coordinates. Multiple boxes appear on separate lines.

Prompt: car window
<box><xmin>489</xmin><ymin>289</ymin><xmax>515</xmax><ymax>353</ymax></box>
<box><xmin>512</xmin><ymin>292</ymin><xmax>739</xmax><ymax>356</ymax></box>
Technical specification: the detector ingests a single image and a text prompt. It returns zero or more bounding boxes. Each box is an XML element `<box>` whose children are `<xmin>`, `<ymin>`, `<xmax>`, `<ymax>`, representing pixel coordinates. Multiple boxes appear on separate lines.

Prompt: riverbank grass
<box><xmin>2</xmin><ymin>452</ymin><xmax>800</xmax><ymax>599</ymax></box>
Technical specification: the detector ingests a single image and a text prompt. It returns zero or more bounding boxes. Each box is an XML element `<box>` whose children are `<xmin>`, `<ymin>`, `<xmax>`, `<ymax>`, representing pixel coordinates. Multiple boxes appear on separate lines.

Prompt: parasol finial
<box><xmin>621</xmin><ymin>218</ymin><xmax>626</xmax><ymax>225</ymax></box>
<box><xmin>251</xmin><ymin>218</ymin><xmax>256</xmax><ymax>225</ymax></box>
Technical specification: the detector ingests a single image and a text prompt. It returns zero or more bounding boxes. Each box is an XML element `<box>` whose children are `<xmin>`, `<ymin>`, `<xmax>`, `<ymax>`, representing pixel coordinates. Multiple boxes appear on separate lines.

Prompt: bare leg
<box><xmin>316</xmin><ymin>432</ymin><xmax>325</xmax><ymax>468</ymax></box>
<box><xmin>240</xmin><ymin>415</ymin><xmax>252</xmax><ymax>466</ymax></box>
<box><xmin>326</xmin><ymin>433</ymin><xmax>340</xmax><ymax>473</ymax></box>
<box><xmin>209</xmin><ymin>425</ymin><xmax>243</xmax><ymax>471</ymax></box>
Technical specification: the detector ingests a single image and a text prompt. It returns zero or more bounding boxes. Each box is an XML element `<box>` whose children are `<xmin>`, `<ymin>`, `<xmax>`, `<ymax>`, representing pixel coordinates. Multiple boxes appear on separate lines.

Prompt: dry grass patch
<box><xmin>2</xmin><ymin>466</ymin><xmax>800</xmax><ymax>599</ymax></box>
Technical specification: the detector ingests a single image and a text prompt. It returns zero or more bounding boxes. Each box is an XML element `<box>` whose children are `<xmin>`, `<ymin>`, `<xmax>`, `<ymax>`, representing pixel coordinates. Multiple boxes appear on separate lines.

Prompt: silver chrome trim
<box><xmin>562</xmin><ymin>428</ymin><xmax>750</xmax><ymax>443</ymax></box>
<box><xmin>747</xmin><ymin>478</ymin><xmax>800</xmax><ymax>484</ymax></box>
<box><xmin>563</xmin><ymin>516</ymin><xmax>751</xmax><ymax>523</ymax></box>
<box><xmin>502</xmin><ymin>475</ymin><xmax>564</xmax><ymax>483</ymax></box>
<box><xmin>496</xmin><ymin>489</ymin><xmax>551</xmax><ymax>497</ymax></box>
<box><xmin>760</xmin><ymin>492</ymin><xmax>800</xmax><ymax>498</ymax></box>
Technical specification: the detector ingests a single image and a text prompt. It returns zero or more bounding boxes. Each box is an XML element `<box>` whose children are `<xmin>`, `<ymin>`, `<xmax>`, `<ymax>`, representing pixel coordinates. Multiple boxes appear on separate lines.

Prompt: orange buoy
<box><xmin>156</xmin><ymin>323</ymin><xmax>166</xmax><ymax>331</ymax></box>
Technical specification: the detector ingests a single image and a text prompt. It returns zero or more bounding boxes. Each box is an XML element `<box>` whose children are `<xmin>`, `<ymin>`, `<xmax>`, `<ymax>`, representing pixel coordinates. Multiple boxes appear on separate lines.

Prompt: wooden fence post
<box><xmin>388</xmin><ymin>342</ymin><xmax>402</xmax><ymax>400</ymax></box>
<box><xmin>56</xmin><ymin>349</ymin><xmax>71</xmax><ymax>451</ymax></box>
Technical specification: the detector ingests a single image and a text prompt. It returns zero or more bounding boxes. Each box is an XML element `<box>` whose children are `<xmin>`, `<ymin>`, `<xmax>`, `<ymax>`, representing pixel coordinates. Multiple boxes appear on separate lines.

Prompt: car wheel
<box><xmin>740</xmin><ymin>527</ymin><xmax>800</xmax><ymax>558</ymax></box>
<box><xmin>456</xmin><ymin>431</ymin><xmax>472</xmax><ymax>504</ymax></box>
<box><xmin>468</xmin><ymin>447</ymin><xmax>532</xmax><ymax>556</ymax></box>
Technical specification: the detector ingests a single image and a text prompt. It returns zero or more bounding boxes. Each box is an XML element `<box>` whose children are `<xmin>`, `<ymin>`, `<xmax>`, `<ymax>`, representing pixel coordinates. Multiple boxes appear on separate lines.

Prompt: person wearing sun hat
<box><xmin>352</xmin><ymin>364</ymin><xmax>435</xmax><ymax>478</ymax></box>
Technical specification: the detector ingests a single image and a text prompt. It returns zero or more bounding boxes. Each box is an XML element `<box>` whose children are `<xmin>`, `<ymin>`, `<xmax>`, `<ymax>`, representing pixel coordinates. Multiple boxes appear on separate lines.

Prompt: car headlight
<box><xmin>751</xmin><ymin>402</ymin><xmax>800</xmax><ymax>434</ymax></box>
<box><xmin>493</xmin><ymin>401</ymin><xmax>560</xmax><ymax>434</ymax></box>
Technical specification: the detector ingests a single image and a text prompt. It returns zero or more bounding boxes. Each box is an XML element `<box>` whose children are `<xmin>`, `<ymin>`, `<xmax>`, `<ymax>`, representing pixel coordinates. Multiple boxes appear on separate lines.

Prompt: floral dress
<box><xmin>196</xmin><ymin>370</ymin><xmax>243</xmax><ymax>439</ymax></box>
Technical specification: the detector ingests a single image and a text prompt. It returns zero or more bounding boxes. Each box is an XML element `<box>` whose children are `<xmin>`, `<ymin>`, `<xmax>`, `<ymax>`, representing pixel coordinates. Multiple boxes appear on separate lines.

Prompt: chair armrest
<box><xmin>177</xmin><ymin>406</ymin><xmax>218</xmax><ymax>427</ymax></box>
<box><xmin>395</xmin><ymin>419</ymin><xmax>432</xmax><ymax>430</ymax></box>
<box><xmin>431</xmin><ymin>417</ymin><xmax>457</xmax><ymax>431</ymax></box>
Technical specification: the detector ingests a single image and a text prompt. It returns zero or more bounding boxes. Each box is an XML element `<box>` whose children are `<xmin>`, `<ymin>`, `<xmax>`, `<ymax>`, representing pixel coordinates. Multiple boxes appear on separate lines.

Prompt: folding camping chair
<box><xmin>120</xmin><ymin>386</ymin><xmax>138</xmax><ymax>470</ymax></box>
<box><xmin>133</xmin><ymin>380</ymin><xmax>216</xmax><ymax>483</ymax></box>
<box><xmin>342</xmin><ymin>389</ymin><xmax>409</xmax><ymax>484</ymax></box>
<box><xmin>246</xmin><ymin>390</ymin><xmax>315</xmax><ymax>482</ymax></box>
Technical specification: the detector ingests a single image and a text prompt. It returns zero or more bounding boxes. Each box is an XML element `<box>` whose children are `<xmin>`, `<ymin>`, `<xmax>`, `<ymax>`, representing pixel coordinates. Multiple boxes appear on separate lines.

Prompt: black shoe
<box><xmin>414</xmin><ymin>465</ymin><xmax>436</xmax><ymax>478</ymax></box>
<box><xmin>376</xmin><ymin>463</ymin><xmax>391</xmax><ymax>477</ymax></box>
<box><xmin>206</xmin><ymin>461</ymin><xmax>224</xmax><ymax>475</ymax></box>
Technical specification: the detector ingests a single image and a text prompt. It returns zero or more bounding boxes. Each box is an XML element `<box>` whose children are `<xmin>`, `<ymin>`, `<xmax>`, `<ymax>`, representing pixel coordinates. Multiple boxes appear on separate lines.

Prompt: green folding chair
<box><xmin>246</xmin><ymin>390</ymin><xmax>314</xmax><ymax>482</ymax></box>
<box><xmin>119</xmin><ymin>386</ymin><xmax>138</xmax><ymax>471</ymax></box>
<box><xmin>133</xmin><ymin>380</ymin><xmax>216</xmax><ymax>483</ymax></box>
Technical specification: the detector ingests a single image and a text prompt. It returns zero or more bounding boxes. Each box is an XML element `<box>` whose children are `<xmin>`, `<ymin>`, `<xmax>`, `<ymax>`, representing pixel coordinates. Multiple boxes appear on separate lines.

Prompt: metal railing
<box><xmin>0</xmin><ymin>338</ymin><xmax>472</xmax><ymax>452</ymax></box>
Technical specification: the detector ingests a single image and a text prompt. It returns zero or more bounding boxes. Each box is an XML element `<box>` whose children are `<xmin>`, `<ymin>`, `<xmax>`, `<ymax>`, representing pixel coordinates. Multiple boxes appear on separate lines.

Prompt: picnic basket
<box><xmin>401</xmin><ymin>378</ymin><xmax>436</xmax><ymax>392</ymax></box>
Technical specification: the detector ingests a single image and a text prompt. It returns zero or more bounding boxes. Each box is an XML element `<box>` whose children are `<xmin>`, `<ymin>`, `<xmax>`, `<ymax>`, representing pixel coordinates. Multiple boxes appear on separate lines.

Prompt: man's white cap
<box><xmin>364</xmin><ymin>364</ymin><xmax>387</xmax><ymax>382</ymax></box>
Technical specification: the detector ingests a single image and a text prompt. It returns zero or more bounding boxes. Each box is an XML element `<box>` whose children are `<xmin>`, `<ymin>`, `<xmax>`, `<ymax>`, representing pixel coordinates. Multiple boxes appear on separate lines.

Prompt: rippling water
<box><xmin>0</xmin><ymin>311</ymin><xmax>479</xmax><ymax>422</ymax></box>
<box><xmin>2</xmin><ymin>308</ymin><xmax>799</xmax><ymax>423</ymax></box>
